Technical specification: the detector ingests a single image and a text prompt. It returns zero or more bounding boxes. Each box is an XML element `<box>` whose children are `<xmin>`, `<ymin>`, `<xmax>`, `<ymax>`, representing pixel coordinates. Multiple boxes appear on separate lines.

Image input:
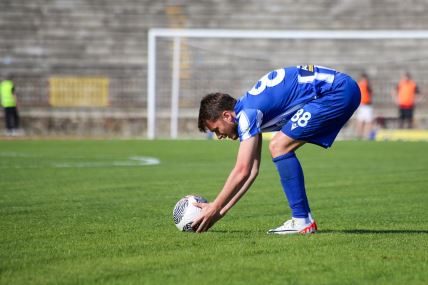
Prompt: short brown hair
<box><xmin>198</xmin><ymin>93</ymin><xmax>236</xmax><ymax>132</ymax></box>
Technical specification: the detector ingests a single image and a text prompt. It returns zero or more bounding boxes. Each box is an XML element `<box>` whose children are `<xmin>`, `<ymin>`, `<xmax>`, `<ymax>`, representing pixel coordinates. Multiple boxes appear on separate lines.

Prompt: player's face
<box><xmin>206</xmin><ymin>111</ymin><xmax>238</xmax><ymax>140</ymax></box>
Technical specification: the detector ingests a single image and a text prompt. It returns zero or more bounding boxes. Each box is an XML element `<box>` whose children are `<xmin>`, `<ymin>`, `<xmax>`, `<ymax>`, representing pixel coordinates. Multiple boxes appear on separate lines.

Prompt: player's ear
<box><xmin>222</xmin><ymin>110</ymin><xmax>234</xmax><ymax>122</ymax></box>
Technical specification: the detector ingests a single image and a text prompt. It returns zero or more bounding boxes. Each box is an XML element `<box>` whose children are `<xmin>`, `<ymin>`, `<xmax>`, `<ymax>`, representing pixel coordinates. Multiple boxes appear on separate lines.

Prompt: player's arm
<box><xmin>192</xmin><ymin>134</ymin><xmax>262</xmax><ymax>232</ymax></box>
<box><xmin>213</xmin><ymin>134</ymin><xmax>261</xmax><ymax>210</ymax></box>
<box><xmin>219</xmin><ymin>133</ymin><xmax>262</xmax><ymax>216</ymax></box>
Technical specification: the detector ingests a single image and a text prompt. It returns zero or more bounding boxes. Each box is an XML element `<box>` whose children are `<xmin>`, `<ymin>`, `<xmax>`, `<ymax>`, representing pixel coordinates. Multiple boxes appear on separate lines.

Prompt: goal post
<box><xmin>147</xmin><ymin>29</ymin><xmax>428</xmax><ymax>139</ymax></box>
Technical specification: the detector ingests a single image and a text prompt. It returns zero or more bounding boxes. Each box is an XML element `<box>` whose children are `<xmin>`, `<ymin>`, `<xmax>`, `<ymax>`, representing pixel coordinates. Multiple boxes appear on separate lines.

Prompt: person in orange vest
<box><xmin>391</xmin><ymin>72</ymin><xmax>419</xmax><ymax>129</ymax></box>
<box><xmin>355</xmin><ymin>73</ymin><xmax>373</xmax><ymax>139</ymax></box>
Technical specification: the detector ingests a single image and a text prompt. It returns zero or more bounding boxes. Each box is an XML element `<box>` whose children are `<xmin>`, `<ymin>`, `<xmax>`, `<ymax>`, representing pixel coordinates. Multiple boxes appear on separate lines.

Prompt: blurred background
<box><xmin>0</xmin><ymin>0</ymin><xmax>427</xmax><ymax>139</ymax></box>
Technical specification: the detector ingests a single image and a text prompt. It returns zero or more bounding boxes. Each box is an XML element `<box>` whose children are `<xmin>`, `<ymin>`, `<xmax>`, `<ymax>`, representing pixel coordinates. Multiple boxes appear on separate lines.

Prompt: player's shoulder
<box><xmin>236</xmin><ymin>108</ymin><xmax>263</xmax><ymax>141</ymax></box>
<box><xmin>236</xmin><ymin>108</ymin><xmax>262</xmax><ymax>120</ymax></box>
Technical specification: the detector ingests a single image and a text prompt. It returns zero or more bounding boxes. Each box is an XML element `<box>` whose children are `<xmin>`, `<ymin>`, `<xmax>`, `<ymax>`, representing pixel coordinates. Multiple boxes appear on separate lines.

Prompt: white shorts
<box><xmin>356</xmin><ymin>105</ymin><xmax>373</xmax><ymax>123</ymax></box>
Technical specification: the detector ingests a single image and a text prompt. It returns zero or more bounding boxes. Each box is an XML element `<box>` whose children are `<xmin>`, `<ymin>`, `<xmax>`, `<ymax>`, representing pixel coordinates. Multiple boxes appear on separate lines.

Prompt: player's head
<box><xmin>198</xmin><ymin>93</ymin><xmax>239</xmax><ymax>140</ymax></box>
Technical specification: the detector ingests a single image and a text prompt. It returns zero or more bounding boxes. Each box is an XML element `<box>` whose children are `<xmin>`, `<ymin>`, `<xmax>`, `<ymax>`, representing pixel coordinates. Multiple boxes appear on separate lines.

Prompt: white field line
<box><xmin>0</xmin><ymin>151</ymin><xmax>37</xmax><ymax>158</ymax></box>
<box><xmin>53</xmin><ymin>156</ymin><xmax>160</xmax><ymax>168</ymax></box>
<box><xmin>0</xmin><ymin>153</ymin><xmax>160</xmax><ymax>168</ymax></box>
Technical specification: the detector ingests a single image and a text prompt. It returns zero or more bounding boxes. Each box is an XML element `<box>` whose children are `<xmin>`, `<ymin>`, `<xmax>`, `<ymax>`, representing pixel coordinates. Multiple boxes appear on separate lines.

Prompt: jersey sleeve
<box><xmin>236</xmin><ymin>109</ymin><xmax>263</xmax><ymax>141</ymax></box>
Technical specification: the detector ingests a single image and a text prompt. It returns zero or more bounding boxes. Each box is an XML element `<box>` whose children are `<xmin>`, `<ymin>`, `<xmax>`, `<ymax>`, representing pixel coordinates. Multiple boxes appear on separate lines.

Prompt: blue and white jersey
<box><xmin>234</xmin><ymin>65</ymin><xmax>337</xmax><ymax>141</ymax></box>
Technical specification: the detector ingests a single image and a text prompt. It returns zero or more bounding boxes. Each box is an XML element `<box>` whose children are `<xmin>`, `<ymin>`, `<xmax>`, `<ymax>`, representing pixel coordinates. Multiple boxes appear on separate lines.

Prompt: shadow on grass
<box><xmin>205</xmin><ymin>226</ymin><xmax>428</xmax><ymax>235</ymax></box>
<box><xmin>208</xmin><ymin>229</ymin><xmax>428</xmax><ymax>235</ymax></box>
<box><xmin>320</xmin><ymin>229</ymin><xmax>428</xmax><ymax>234</ymax></box>
<box><xmin>209</xmin><ymin>229</ymin><xmax>257</xmax><ymax>234</ymax></box>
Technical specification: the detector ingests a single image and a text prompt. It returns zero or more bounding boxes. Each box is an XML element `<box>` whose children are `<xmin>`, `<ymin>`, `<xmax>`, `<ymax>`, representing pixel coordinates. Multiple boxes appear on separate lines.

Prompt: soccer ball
<box><xmin>173</xmin><ymin>195</ymin><xmax>208</xmax><ymax>232</ymax></box>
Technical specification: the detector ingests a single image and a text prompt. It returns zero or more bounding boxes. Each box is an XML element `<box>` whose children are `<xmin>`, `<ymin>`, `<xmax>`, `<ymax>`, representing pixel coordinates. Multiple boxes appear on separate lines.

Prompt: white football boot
<box><xmin>267</xmin><ymin>214</ymin><xmax>317</xmax><ymax>235</ymax></box>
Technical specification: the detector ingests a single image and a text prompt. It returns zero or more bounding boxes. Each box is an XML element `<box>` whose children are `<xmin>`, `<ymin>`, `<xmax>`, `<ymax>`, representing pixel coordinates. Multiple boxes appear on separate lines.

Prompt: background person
<box><xmin>0</xmin><ymin>75</ymin><xmax>20</xmax><ymax>135</ymax></box>
<box><xmin>391</xmin><ymin>72</ymin><xmax>419</xmax><ymax>129</ymax></box>
<box><xmin>355</xmin><ymin>73</ymin><xmax>373</xmax><ymax>139</ymax></box>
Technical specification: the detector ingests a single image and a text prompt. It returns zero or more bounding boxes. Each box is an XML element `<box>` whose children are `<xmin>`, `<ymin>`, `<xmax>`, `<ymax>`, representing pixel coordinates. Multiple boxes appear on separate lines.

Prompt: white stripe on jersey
<box><xmin>238</xmin><ymin>111</ymin><xmax>251</xmax><ymax>140</ymax></box>
<box><xmin>297</xmin><ymin>65</ymin><xmax>335</xmax><ymax>84</ymax></box>
<box><xmin>237</xmin><ymin>110</ymin><xmax>263</xmax><ymax>140</ymax></box>
<box><xmin>298</xmin><ymin>72</ymin><xmax>335</xmax><ymax>84</ymax></box>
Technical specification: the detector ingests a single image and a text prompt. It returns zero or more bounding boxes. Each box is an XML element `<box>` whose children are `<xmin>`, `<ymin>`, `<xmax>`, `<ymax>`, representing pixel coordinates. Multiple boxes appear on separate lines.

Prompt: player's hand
<box><xmin>191</xmin><ymin>202</ymin><xmax>223</xmax><ymax>233</ymax></box>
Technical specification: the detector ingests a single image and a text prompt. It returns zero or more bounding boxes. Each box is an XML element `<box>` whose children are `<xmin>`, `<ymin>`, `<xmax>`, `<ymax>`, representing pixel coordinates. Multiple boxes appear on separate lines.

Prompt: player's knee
<box><xmin>269</xmin><ymin>138</ymin><xmax>286</xmax><ymax>157</ymax></box>
<box><xmin>269</xmin><ymin>136</ymin><xmax>299</xmax><ymax>157</ymax></box>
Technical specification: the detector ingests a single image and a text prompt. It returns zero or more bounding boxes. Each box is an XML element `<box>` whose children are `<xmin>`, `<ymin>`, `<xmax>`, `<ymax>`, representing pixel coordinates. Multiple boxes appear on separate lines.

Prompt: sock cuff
<box><xmin>272</xmin><ymin>152</ymin><xmax>296</xmax><ymax>162</ymax></box>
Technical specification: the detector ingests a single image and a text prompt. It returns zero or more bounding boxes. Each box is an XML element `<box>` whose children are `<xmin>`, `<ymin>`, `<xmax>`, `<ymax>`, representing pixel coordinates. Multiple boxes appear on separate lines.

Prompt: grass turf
<box><xmin>0</xmin><ymin>139</ymin><xmax>427</xmax><ymax>284</ymax></box>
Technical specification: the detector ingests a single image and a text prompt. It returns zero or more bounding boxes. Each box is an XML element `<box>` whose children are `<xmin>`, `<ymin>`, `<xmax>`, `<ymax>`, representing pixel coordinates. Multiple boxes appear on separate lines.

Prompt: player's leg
<box><xmin>269</xmin><ymin>133</ymin><xmax>309</xmax><ymax>218</ymax></box>
<box><xmin>399</xmin><ymin>108</ymin><xmax>405</xmax><ymax>129</ymax></box>
<box><xmin>360</xmin><ymin>105</ymin><xmax>373</xmax><ymax>140</ymax></box>
<box><xmin>356</xmin><ymin>120</ymin><xmax>364</xmax><ymax>139</ymax></box>
<box><xmin>267</xmin><ymin>133</ymin><xmax>316</xmax><ymax>234</ymax></box>
<box><xmin>362</xmin><ymin>111</ymin><xmax>372</xmax><ymax>139</ymax></box>
<box><xmin>12</xmin><ymin>107</ymin><xmax>20</xmax><ymax>130</ymax></box>
<box><xmin>365</xmin><ymin>106</ymin><xmax>374</xmax><ymax>139</ymax></box>
<box><xmin>407</xmin><ymin>109</ymin><xmax>414</xmax><ymax>129</ymax></box>
<box><xmin>355</xmin><ymin>107</ymin><xmax>365</xmax><ymax>139</ymax></box>
<box><xmin>5</xmin><ymin>107</ymin><xmax>13</xmax><ymax>134</ymax></box>
<box><xmin>268</xmin><ymin>73</ymin><xmax>360</xmax><ymax>235</ymax></box>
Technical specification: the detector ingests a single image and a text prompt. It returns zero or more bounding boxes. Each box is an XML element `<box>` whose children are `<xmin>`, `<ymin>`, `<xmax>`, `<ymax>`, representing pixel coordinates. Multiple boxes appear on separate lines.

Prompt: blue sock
<box><xmin>272</xmin><ymin>152</ymin><xmax>310</xmax><ymax>218</ymax></box>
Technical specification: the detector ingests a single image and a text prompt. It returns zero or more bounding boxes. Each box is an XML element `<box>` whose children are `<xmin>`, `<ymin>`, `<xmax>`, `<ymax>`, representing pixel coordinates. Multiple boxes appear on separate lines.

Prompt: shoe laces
<box><xmin>282</xmin><ymin>219</ymin><xmax>295</xmax><ymax>228</ymax></box>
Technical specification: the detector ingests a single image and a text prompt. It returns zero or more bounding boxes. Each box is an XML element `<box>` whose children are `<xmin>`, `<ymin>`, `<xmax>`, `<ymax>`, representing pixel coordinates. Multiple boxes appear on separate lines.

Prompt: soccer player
<box><xmin>192</xmin><ymin>65</ymin><xmax>361</xmax><ymax>234</ymax></box>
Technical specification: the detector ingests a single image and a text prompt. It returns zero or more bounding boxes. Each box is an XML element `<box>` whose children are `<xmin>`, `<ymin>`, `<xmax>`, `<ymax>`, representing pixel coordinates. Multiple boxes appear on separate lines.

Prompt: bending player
<box><xmin>192</xmin><ymin>65</ymin><xmax>361</xmax><ymax>234</ymax></box>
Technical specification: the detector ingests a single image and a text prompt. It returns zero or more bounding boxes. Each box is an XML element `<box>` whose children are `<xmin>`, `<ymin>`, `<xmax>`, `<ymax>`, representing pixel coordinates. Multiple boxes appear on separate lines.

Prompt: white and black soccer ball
<box><xmin>173</xmin><ymin>195</ymin><xmax>208</xmax><ymax>232</ymax></box>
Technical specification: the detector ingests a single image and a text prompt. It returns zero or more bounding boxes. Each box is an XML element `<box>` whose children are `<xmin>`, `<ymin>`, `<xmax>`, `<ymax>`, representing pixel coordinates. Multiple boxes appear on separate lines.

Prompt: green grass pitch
<box><xmin>0</xmin><ymin>139</ymin><xmax>427</xmax><ymax>284</ymax></box>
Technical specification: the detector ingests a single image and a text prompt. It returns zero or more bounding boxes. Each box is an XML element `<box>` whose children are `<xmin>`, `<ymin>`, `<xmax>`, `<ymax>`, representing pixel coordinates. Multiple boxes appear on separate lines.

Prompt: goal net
<box><xmin>147</xmin><ymin>29</ymin><xmax>428</xmax><ymax>139</ymax></box>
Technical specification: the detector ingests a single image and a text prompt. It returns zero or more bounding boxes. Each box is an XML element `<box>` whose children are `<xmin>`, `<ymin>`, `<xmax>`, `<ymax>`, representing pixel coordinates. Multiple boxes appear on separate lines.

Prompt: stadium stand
<box><xmin>0</xmin><ymin>0</ymin><xmax>427</xmax><ymax>137</ymax></box>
